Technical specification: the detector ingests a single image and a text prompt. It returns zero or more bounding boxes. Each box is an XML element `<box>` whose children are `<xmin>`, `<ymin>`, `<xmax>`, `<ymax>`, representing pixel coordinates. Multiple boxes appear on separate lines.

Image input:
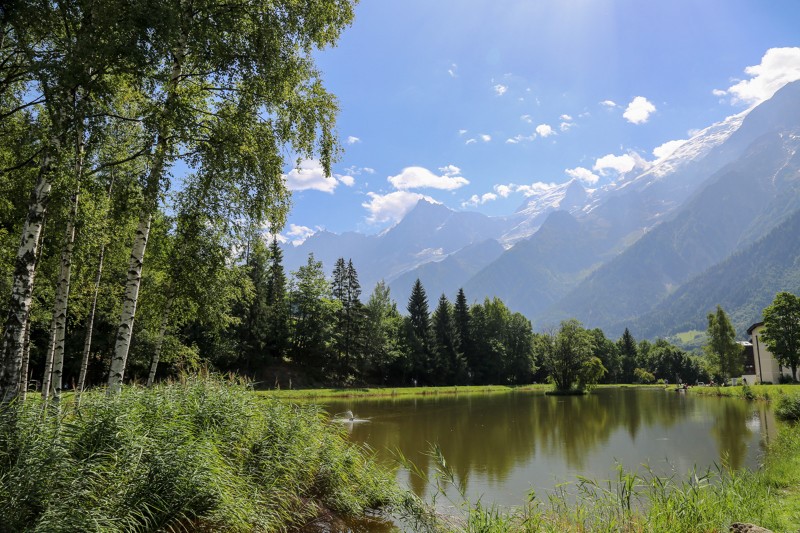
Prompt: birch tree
<box><xmin>0</xmin><ymin>0</ymin><xmax>146</xmax><ymax>404</ymax></box>
<box><xmin>108</xmin><ymin>0</ymin><xmax>356</xmax><ymax>391</ymax></box>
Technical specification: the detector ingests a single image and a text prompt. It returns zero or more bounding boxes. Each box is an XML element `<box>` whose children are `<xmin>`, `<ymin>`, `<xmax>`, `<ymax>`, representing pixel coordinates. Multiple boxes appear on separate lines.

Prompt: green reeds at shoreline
<box><xmin>0</xmin><ymin>376</ymin><xmax>400</xmax><ymax>532</ymax></box>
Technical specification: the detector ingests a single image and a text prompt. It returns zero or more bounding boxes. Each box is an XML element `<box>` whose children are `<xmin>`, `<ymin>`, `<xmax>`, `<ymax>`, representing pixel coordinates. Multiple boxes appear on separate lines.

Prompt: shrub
<box><xmin>775</xmin><ymin>394</ymin><xmax>800</xmax><ymax>421</ymax></box>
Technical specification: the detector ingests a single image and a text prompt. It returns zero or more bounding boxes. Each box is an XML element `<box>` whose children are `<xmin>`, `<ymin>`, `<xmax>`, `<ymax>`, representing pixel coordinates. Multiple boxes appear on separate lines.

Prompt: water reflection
<box><xmin>321</xmin><ymin>388</ymin><xmax>776</xmax><ymax>506</ymax></box>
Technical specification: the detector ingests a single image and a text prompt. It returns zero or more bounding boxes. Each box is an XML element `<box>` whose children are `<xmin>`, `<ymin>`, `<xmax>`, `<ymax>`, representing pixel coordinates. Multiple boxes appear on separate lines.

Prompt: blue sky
<box><xmin>279</xmin><ymin>0</ymin><xmax>800</xmax><ymax>245</ymax></box>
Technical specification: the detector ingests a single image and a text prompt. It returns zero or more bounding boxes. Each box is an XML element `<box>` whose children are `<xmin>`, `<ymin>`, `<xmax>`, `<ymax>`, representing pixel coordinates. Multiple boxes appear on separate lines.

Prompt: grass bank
<box><xmin>257</xmin><ymin>383</ymin><xmax>551</xmax><ymax>400</ymax></box>
<box><xmin>687</xmin><ymin>383</ymin><xmax>800</xmax><ymax>401</ymax></box>
<box><xmin>0</xmin><ymin>375</ymin><xmax>401</xmax><ymax>532</ymax></box>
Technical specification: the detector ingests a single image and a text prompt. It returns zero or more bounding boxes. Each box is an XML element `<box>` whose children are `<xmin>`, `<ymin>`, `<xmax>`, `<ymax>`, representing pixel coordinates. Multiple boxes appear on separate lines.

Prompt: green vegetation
<box><xmin>402</xmin><ymin>417</ymin><xmax>800</xmax><ymax>532</ymax></box>
<box><xmin>688</xmin><ymin>383</ymin><xmax>800</xmax><ymax>401</ymax></box>
<box><xmin>258</xmin><ymin>383</ymin><xmax>551</xmax><ymax>400</ymax></box>
<box><xmin>761</xmin><ymin>291</ymin><xmax>800</xmax><ymax>381</ymax></box>
<box><xmin>0</xmin><ymin>375</ymin><xmax>399</xmax><ymax>531</ymax></box>
<box><xmin>705</xmin><ymin>305</ymin><xmax>744</xmax><ymax>380</ymax></box>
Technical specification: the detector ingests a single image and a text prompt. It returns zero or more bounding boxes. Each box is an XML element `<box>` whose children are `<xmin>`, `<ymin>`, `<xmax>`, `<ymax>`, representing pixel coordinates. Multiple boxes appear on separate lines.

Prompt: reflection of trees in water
<box><xmin>324</xmin><ymin>389</ymin><xmax>763</xmax><ymax>496</ymax></box>
<box><xmin>707</xmin><ymin>398</ymin><xmax>752</xmax><ymax>470</ymax></box>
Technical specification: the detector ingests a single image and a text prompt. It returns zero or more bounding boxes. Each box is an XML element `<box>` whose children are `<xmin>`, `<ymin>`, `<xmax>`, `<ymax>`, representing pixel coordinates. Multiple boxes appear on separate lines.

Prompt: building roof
<box><xmin>747</xmin><ymin>322</ymin><xmax>764</xmax><ymax>335</ymax></box>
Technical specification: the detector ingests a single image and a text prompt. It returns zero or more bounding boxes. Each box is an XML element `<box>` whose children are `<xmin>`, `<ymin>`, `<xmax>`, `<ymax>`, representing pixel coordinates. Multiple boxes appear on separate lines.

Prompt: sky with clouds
<box><xmin>279</xmin><ymin>0</ymin><xmax>800</xmax><ymax>244</ymax></box>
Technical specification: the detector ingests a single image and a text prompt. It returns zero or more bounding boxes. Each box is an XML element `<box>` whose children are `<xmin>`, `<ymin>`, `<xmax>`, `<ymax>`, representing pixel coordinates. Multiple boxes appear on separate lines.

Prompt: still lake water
<box><xmin>322</xmin><ymin>388</ymin><xmax>777</xmax><ymax>509</ymax></box>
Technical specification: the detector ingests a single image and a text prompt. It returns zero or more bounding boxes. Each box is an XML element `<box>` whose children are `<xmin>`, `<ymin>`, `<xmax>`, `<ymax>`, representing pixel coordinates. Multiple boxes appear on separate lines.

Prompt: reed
<box><xmin>0</xmin><ymin>375</ymin><xmax>400</xmax><ymax>532</ymax></box>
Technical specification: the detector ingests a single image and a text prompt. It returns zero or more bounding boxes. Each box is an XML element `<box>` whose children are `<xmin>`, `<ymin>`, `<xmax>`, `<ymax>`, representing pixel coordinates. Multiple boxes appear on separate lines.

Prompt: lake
<box><xmin>322</xmin><ymin>387</ymin><xmax>777</xmax><ymax>513</ymax></box>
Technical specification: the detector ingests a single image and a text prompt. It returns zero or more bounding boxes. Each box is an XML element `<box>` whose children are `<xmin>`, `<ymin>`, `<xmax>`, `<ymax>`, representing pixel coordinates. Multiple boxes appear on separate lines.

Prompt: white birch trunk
<box><xmin>49</xmin><ymin>123</ymin><xmax>83</xmax><ymax>404</ymax></box>
<box><xmin>18</xmin><ymin>319</ymin><xmax>32</xmax><ymax>400</ymax></box>
<box><xmin>77</xmin><ymin>241</ymin><xmax>105</xmax><ymax>395</ymax></box>
<box><xmin>146</xmin><ymin>298</ymin><xmax>173</xmax><ymax>387</ymax></box>
<box><xmin>0</xmin><ymin>173</ymin><xmax>52</xmax><ymax>404</ymax></box>
<box><xmin>107</xmin><ymin>212</ymin><xmax>151</xmax><ymax>392</ymax></box>
<box><xmin>18</xmin><ymin>214</ymin><xmax>46</xmax><ymax>400</ymax></box>
<box><xmin>49</xmin><ymin>190</ymin><xmax>78</xmax><ymax>404</ymax></box>
<box><xmin>41</xmin><ymin>316</ymin><xmax>56</xmax><ymax>402</ymax></box>
<box><xmin>107</xmin><ymin>46</ymin><xmax>183</xmax><ymax>394</ymax></box>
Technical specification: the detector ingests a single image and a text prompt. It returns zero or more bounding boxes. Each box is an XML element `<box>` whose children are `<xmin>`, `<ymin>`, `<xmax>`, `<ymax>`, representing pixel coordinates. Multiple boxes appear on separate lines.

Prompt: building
<box><xmin>745</xmin><ymin>322</ymin><xmax>793</xmax><ymax>384</ymax></box>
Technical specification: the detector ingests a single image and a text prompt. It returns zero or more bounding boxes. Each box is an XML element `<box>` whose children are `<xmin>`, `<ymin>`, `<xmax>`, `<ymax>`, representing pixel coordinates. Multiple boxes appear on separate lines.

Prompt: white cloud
<box><xmin>465</xmin><ymin>138</ymin><xmax>477</xmax><ymax>145</ymax></box>
<box><xmin>560</xmin><ymin>122</ymin><xmax>573</xmax><ymax>132</ymax></box>
<box><xmin>652</xmin><ymin>139</ymin><xmax>688</xmax><ymax>161</ymax></box>
<box><xmin>623</xmin><ymin>96</ymin><xmax>656</xmax><ymax>124</ymax></box>
<box><xmin>461</xmin><ymin>192</ymin><xmax>498</xmax><ymax>208</ymax></box>
<box><xmin>718</xmin><ymin>47</ymin><xmax>800</xmax><ymax>105</ymax></box>
<box><xmin>338</xmin><ymin>175</ymin><xmax>355</xmax><ymax>187</ymax></box>
<box><xmin>520</xmin><ymin>114</ymin><xmax>533</xmax><ymax>123</ymax></box>
<box><xmin>494</xmin><ymin>184</ymin><xmax>513</xmax><ymax>197</ymax></box>
<box><xmin>516</xmin><ymin>182</ymin><xmax>558</xmax><ymax>197</ymax></box>
<box><xmin>286</xmin><ymin>224</ymin><xmax>316</xmax><ymax>246</ymax></box>
<box><xmin>346</xmin><ymin>136</ymin><xmax>361</xmax><ymax>145</ymax></box>
<box><xmin>560</xmin><ymin>114</ymin><xmax>573</xmax><ymax>121</ymax></box>
<box><xmin>363</xmin><ymin>167</ymin><xmax>375</xmax><ymax>174</ymax></box>
<box><xmin>363</xmin><ymin>191</ymin><xmax>438</xmax><ymax>224</ymax></box>
<box><xmin>494</xmin><ymin>84</ymin><xmax>508</xmax><ymax>96</ymax></box>
<box><xmin>480</xmin><ymin>134</ymin><xmax>492</xmax><ymax>142</ymax></box>
<box><xmin>505</xmin><ymin>134</ymin><xmax>536</xmax><ymax>144</ymax></box>
<box><xmin>536</xmin><ymin>124</ymin><xmax>555</xmax><ymax>137</ymax></box>
<box><xmin>593</xmin><ymin>153</ymin><xmax>637</xmax><ymax>175</ymax></box>
<box><xmin>565</xmin><ymin>166</ymin><xmax>599</xmax><ymax>185</ymax></box>
<box><xmin>712</xmin><ymin>89</ymin><xmax>727</xmax><ymax>97</ymax></box>
<box><xmin>458</xmin><ymin>129</ymin><xmax>468</xmax><ymax>135</ymax></box>
<box><xmin>600</xmin><ymin>100</ymin><xmax>618</xmax><ymax>108</ymax></box>
<box><xmin>448</xmin><ymin>63</ymin><xmax>458</xmax><ymax>78</ymax></box>
<box><xmin>284</xmin><ymin>159</ymin><xmax>337</xmax><ymax>193</ymax></box>
<box><xmin>387</xmin><ymin>165</ymin><xmax>469</xmax><ymax>190</ymax></box>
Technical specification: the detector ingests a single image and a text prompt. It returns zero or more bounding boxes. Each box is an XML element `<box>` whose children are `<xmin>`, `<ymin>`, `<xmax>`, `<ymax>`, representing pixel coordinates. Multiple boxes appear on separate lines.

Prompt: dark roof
<box><xmin>747</xmin><ymin>322</ymin><xmax>764</xmax><ymax>335</ymax></box>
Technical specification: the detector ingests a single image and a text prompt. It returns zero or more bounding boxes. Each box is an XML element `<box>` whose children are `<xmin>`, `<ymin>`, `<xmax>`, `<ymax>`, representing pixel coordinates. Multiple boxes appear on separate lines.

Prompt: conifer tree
<box><xmin>406</xmin><ymin>279</ymin><xmax>432</xmax><ymax>383</ymax></box>
<box><xmin>617</xmin><ymin>328</ymin><xmax>638</xmax><ymax>383</ymax></box>
<box><xmin>264</xmin><ymin>236</ymin><xmax>290</xmax><ymax>364</ymax></box>
<box><xmin>453</xmin><ymin>288</ymin><xmax>473</xmax><ymax>380</ymax></box>
<box><xmin>432</xmin><ymin>294</ymin><xmax>465</xmax><ymax>384</ymax></box>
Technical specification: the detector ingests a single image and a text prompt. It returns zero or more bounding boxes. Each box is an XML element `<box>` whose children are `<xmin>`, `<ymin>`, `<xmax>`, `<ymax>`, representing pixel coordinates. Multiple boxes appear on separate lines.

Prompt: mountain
<box><xmin>281</xmin><ymin>80</ymin><xmax>800</xmax><ymax>340</ymax></box>
<box><xmin>283</xmin><ymin>200</ymin><xmax>509</xmax><ymax>292</ymax></box>
<box><xmin>624</xmin><ymin>207</ymin><xmax>800</xmax><ymax>338</ymax></box>
<box><xmin>388</xmin><ymin>239</ymin><xmax>505</xmax><ymax>306</ymax></box>
<box><xmin>463</xmin><ymin>210</ymin><xmax>609</xmax><ymax>317</ymax></box>
<box><xmin>544</xmin><ymin>126</ymin><xmax>800</xmax><ymax>335</ymax></box>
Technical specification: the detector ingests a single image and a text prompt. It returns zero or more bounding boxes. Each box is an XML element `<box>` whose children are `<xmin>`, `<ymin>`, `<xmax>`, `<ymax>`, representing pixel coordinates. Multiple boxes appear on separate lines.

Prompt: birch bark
<box><xmin>49</xmin><ymin>121</ymin><xmax>84</xmax><ymax>404</ymax></box>
<box><xmin>0</xmin><ymin>171</ymin><xmax>52</xmax><ymax>404</ymax></box>
<box><xmin>107</xmin><ymin>44</ymin><xmax>183</xmax><ymax>393</ymax></box>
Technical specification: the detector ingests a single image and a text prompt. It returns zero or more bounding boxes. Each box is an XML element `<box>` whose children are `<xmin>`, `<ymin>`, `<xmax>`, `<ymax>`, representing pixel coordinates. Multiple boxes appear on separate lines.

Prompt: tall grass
<box><xmin>0</xmin><ymin>375</ymin><xmax>400</xmax><ymax>532</ymax></box>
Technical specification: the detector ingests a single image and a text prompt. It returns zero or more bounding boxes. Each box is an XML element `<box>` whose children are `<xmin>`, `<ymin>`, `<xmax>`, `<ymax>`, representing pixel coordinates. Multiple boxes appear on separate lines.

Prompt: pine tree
<box><xmin>454</xmin><ymin>288</ymin><xmax>473</xmax><ymax>381</ymax></box>
<box><xmin>432</xmin><ymin>294</ymin><xmax>464</xmax><ymax>384</ymax></box>
<box><xmin>618</xmin><ymin>328</ymin><xmax>638</xmax><ymax>383</ymax></box>
<box><xmin>406</xmin><ymin>279</ymin><xmax>432</xmax><ymax>383</ymax></box>
<box><xmin>264</xmin><ymin>236</ymin><xmax>290</xmax><ymax>364</ymax></box>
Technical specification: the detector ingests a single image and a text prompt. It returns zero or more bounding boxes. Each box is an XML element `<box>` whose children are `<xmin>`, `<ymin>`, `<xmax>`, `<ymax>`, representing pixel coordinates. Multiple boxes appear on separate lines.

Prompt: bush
<box><xmin>775</xmin><ymin>394</ymin><xmax>800</xmax><ymax>421</ymax></box>
<box><xmin>0</xmin><ymin>375</ymin><xmax>400</xmax><ymax>532</ymax></box>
